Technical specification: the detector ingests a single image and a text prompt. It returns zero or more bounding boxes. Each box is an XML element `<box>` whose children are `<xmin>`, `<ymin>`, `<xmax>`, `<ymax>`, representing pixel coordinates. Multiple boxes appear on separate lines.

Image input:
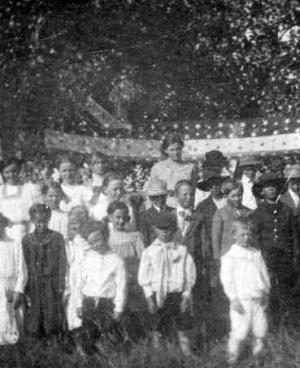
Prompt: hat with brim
<box><xmin>284</xmin><ymin>164</ymin><xmax>300</xmax><ymax>181</ymax></box>
<box><xmin>153</xmin><ymin>212</ymin><xmax>177</xmax><ymax>231</ymax></box>
<box><xmin>238</xmin><ymin>155</ymin><xmax>261</xmax><ymax>169</ymax></box>
<box><xmin>197</xmin><ymin>171</ymin><xmax>229</xmax><ymax>192</ymax></box>
<box><xmin>146</xmin><ymin>178</ymin><xmax>168</xmax><ymax>197</ymax></box>
<box><xmin>252</xmin><ymin>172</ymin><xmax>287</xmax><ymax>198</ymax></box>
<box><xmin>203</xmin><ymin>150</ymin><xmax>228</xmax><ymax>169</ymax></box>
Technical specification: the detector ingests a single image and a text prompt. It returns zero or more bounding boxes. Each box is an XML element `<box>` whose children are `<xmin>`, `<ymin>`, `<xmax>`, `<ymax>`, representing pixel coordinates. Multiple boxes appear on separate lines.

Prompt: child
<box><xmin>90</xmin><ymin>152</ymin><xmax>108</xmax><ymax>188</ymax></box>
<box><xmin>106</xmin><ymin>200</ymin><xmax>146</xmax><ymax>340</ymax></box>
<box><xmin>76</xmin><ymin>226</ymin><xmax>126</xmax><ymax>353</ymax></box>
<box><xmin>0</xmin><ymin>213</ymin><xmax>27</xmax><ymax>347</ymax></box>
<box><xmin>42</xmin><ymin>181</ymin><xmax>68</xmax><ymax>240</ymax></box>
<box><xmin>138</xmin><ymin>212</ymin><xmax>196</xmax><ymax>356</ymax></box>
<box><xmin>64</xmin><ymin>206</ymin><xmax>91</xmax><ymax>333</ymax></box>
<box><xmin>139</xmin><ymin>178</ymin><xmax>173</xmax><ymax>247</ymax></box>
<box><xmin>22</xmin><ymin>204</ymin><xmax>66</xmax><ymax>339</ymax></box>
<box><xmin>220</xmin><ymin>219</ymin><xmax>270</xmax><ymax>365</ymax></box>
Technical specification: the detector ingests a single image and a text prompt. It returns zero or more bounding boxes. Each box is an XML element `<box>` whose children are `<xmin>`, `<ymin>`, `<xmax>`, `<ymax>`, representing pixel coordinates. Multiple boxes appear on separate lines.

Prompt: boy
<box><xmin>75</xmin><ymin>225</ymin><xmax>126</xmax><ymax>353</ymax></box>
<box><xmin>220</xmin><ymin>219</ymin><xmax>270</xmax><ymax>365</ymax></box>
<box><xmin>139</xmin><ymin>178</ymin><xmax>173</xmax><ymax>246</ymax></box>
<box><xmin>138</xmin><ymin>212</ymin><xmax>196</xmax><ymax>356</ymax></box>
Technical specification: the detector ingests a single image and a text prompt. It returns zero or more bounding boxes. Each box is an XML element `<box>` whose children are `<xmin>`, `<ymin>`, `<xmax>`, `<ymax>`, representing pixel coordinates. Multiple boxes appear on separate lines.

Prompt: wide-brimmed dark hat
<box><xmin>197</xmin><ymin>170</ymin><xmax>229</xmax><ymax>192</ymax></box>
<box><xmin>252</xmin><ymin>172</ymin><xmax>287</xmax><ymax>198</ymax></box>
<box><xmin>203</xmin><ymin>150</ymin><xmax>228</xmax><ymax>169</ymax></box>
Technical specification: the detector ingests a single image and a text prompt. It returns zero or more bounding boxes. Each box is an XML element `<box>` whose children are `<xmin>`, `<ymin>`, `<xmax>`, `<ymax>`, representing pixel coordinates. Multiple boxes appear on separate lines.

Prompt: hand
<box><xmin>113</xmin><ymin>311</ymin><xmax>122</xmax><ymax>321</ymax></box>
<box><xmin>146</xmin><ymin>296</ymin><xmax>157</xmax><ymax>314</ymax></box>
<box><xmin>76</xmin><ymin>307</ymin><xmax>82</xmax><ymax>318</ymax></box>
<box><xmin>180</xmin><ymin>296</ymin><xmax>190</xmax><ymax>314</ymax></box>
<box><xmin>12</xmin><ymin>292</ymin><xmax>22</xmax><ymax>310</ymax></box>
<box><xmin>232</xmin><ymin>299</ymin><xmax>245</xmax><ymax>314</ymax></box>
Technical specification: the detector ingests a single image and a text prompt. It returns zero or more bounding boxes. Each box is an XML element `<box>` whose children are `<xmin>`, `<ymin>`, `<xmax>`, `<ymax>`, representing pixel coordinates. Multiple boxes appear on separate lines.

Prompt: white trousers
<box><xmin>228</xmin><ymin>299</ymin><xmax>267</xmax><ymax>361</ymax></box>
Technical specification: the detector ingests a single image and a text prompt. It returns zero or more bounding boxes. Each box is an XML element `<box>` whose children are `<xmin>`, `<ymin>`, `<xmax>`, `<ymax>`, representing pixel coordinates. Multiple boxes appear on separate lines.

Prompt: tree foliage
<box><xmin>0</xmin><ymin>0</ymin><xmax>299</xmax><ymax>154</ymax></box>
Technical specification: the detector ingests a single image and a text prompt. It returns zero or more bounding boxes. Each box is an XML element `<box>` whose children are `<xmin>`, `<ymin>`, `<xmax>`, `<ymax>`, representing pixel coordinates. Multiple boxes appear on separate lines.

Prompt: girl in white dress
<box><xmin>0</xmin><ymin>158</ymin><xmax>41</xmax><ymax>242</ymax></box>
<box><xmin>43</xmin><ymin>182</ymin><xmax>68</xmax><ymax>240</ymax></box>
<box><xmin>58</xmin><ymin>158</ymin><xmax>92</xmax><ymax>213</ymax></box>
<box><xmin>0</xmin><ymin>213</ymin><xmax>28</xmax><ymax>347</ymax></box>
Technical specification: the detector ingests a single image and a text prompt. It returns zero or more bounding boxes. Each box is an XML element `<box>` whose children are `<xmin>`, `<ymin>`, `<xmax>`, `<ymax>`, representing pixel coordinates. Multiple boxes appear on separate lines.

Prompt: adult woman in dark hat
<box><xmin>148</xmin><ymin>132</ymin><xmax>198</xmax><ymax>208</ymax></box>
<box><xmin>252</xmin><ymin>172</ymin><xmax>298</xmax><ymax>328</ymax></box>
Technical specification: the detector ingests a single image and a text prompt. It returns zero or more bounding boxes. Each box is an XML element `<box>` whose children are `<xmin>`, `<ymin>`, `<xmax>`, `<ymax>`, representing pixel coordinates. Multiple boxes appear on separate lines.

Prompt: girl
<box><xmin>58</xmin><ymin>157</ymin><xmax>92</xmax><ymax>213</ymax></box>
<box><xmin>106</xmin><ymin>200</ymin><xmax>146</xmax><ymax>341</ymax></box>
<box><xmin>0</xmin><ymin>213</ymin><xmax>27</xmax><ymax>347</ymax></box>
<box><xmin>42</xmin><ymin>181</ymin><xmax>68</xmax><ymax>240</ymax></box>
<box><xmin>148</xmin><ymin>132</ymin><xmax>198</xmax><ymax>208</ymax></box>
<box><xmin>0</xmin><ymin>158</ymin><xmax>42</xmax><ymax>242</ymax></box>
<box><xmin>22</xmin><ymin>204</ymin><xmax>66</xmax><ymax>339</ymax></box>
<box><xmin>90</xmin><ymin>152</ymin><xmax>108</xmax><ymax>188</ymax></box>
<box><xmin>64</xmin><ymin>206</ymin><xmax>91</xmax><ymax>333</ymax></box>
<box><xmin>76</xmin><ymin>225</ymin><xmax>126</xmax><ymax>353</ymax></box>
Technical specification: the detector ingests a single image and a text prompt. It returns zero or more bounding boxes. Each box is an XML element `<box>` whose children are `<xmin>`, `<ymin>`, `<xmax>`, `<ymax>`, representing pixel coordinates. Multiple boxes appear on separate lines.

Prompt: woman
<box><xmin>148</xmin><ymin>132</ymin><xmax>197</xmax><ymax>208</ymax></box>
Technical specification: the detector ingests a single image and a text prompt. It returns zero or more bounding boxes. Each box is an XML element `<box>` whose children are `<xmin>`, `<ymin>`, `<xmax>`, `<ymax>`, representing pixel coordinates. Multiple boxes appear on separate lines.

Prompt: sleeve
<box><xmin>182</xmin><ymin>252</ymin><xmax>197</xmax><ymax>299</ymax></box>
<box><xmin>211</xmin><ymin>210</ymin><xmax>223</xmax><ymax>260</ymax></box>
<box><xmin>258</xmin><ymin>252</ymin><xmax>270</xmax><ymax>293</ymax></box>
<box><xmin>149</xmin><ymin>163</ymin><xmax>160</xmax><ymax>181</ymax></box>
<box><xmin>74</xmin><ymin>259</ymin><xmax>87</xmax><ymax>311</ymax></box>
<box><xmin>138</xmin><ymin>249</ymin><xmax>154</xmax><ymax>298</ymax></box>
<box><xmin>251</xmin><ymin>209</ymin><xmax>262</xmax><ymax>249</ymax></box>
<box><xmin>139</xmin><ymin>212</ymin><xmax>151</xmax><ymax>247</ymax></box>
<box><xmin>14</xmin><ymin>241</ymin><xmax>28</xmax><ymax>294</ymax></box>
<box><xmin>21</xmin><ymin>236</ymin><xmax>30</xmax><ymax>295</ymax></box>
<box><xmin>220</xmin><ymin>254</ymin><xmax>238</xmax><ymax>301</ymax></box>
<box><xmin>114</xmin><ymin>257</ymin><xmax>127</xmax><ymax>313</ymax></box>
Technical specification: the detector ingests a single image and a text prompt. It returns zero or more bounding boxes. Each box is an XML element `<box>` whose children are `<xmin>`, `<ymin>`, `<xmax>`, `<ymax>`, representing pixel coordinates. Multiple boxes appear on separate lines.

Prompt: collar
<box><xmin>241</xmin><ymin>174</ymin><xmax>253</xmax><ymax>184</ymax></box>
<box><xmin>152</xmin><ymin>204</ymin><xmax>162</xmax><ymax>213</ymax></box>
<box><xmin>288</xmin><ymin>188</ymin><xmax>299</xmax><ymax>200</ymax></box>
<box><xmin>177</xmin><ymin>205</ymin><xmax>192</xmax><ymax>215</ymax></box>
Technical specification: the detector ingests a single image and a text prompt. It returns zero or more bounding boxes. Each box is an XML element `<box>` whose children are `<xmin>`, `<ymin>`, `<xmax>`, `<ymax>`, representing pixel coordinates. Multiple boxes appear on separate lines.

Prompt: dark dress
<box><xmin>22</xmin><ymin>229</ymin><xmax>67</xmax><ymax>337</ymax></box>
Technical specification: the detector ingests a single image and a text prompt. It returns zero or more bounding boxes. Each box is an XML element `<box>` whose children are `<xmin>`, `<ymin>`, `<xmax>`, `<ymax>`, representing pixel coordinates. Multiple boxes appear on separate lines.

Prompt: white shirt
<box><xmin>194</xmin><ymin>188</ymin><xmax>210</xmax><ymax>207</ymax></box>
<box><xmin>138</xmin><ymin>238</ymin><xmax>196</xmax><ymax>307</ymax></box>
<box><xmin>241</xmin><ymin>174</ymin><xmax>257</xmax><ymax>210</ymax></box>
<box><xmin>77</xmin><ymin>250</ymin><xmax>126</xmax><ymax>313</ymax></box>
<box><xmin>212</xmin><ymin>197</ymin><xmax>227</xmax><ymax>210</ymax></box>
<box><xmin>220</xmin><ymin>243</ymin><xmax>270</xmax><ymax>301</ymax></box>
<box><xmin>91</xmin><ymin>173</ymin><xmax>104</xmax><ymax>187</ymax></box>
<box><xmin>176</xmin><ymin>205</ymin><xmax>192</xmax><ymax>236</ymax></box>
<box><xmin>288</xmin><ymin>188</ymin><xmax>300</xmax><ymax>208</ymax></box>
<box><xmin>48</xmin><ymin>210</ymin><xmax>68</xmax><ymax>240</ymax></box>
<box><xmin>89</xmin><ymin>193</ymin><xmax>109</xmax><ymax>221</ymax></box>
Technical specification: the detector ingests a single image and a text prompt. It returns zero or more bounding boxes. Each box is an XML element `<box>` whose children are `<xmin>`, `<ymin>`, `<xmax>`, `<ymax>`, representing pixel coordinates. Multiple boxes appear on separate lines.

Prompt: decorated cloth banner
<box><xmin>45</xmin><ymin>129</ymin><xmax>300</xmax><ymax>159</ymax></box>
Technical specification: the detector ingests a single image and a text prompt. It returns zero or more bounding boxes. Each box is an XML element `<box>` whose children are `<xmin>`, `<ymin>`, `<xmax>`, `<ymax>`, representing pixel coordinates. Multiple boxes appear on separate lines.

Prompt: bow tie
<box><xmin>178</xmin><ymin>210</ymin><xmax>194</xmax><ymax>221</ymax></box>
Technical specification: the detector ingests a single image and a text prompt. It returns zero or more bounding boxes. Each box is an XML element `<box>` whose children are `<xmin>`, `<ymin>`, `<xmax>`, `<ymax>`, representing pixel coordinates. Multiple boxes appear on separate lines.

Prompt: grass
<box><xmin>1</xmin><ymin>328</ymin><xmax>300</xmax><ymax>368</ymax></box>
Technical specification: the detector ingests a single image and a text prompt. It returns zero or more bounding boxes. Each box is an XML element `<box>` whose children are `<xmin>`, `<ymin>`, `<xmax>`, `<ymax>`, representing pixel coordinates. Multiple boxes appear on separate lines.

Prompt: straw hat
<box><xmin>284</xmin><ymin>164</ymin><xmax>300</xmax><ymax>180</ymax></box>
<box><xmin>146</xmin><ymin>179</ymin><xmax>168</xmax><ymax>197</ymax></box>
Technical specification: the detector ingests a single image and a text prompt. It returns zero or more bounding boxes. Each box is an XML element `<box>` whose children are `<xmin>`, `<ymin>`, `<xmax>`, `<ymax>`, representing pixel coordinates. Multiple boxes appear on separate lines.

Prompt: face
<box><xmin>67</xmin><ymin>217</ymin><xmax>84</xmax><ymax>240</ymax></box>
<box><xmin>104</xmin><ymin>179</ymin><xmax>124</xmax><ymax>202</ymax></box>
<box><xmin>233</xmin><ymin>225</ymin><xmax>250</xmax><ymax>248</ymax></box>
<box><xmin>59</xmin><ymin>162</ymin><xmax>76</xmax><ymax>185</ymax></box>
<box><xmin>176</xmin><ymin>184</ymin><xmax>194</xmax><ymax>209</ymax></box>
<box><xmin>92</xmin><ymin>158</ymin><xmax>106</xmax><ymax>176</ymax></box>
<box><xmin>227</xmin><ymin>188</ymin><xmax>243</xmax><ymax>208</ymax></box>
<box><xmin>262</xmin><ymin>184</ymin><xmax>278</xmax><ymax>201</ymax></box>
<box><xmin>109</xmin><ymin>209</ymin><xmax>129</xmax><ymax>231</ymax></box>
<box><xmin>150</xmin><ymin>195</ymin><xmax>167</xmax><ymax>209</ymax></box>
<box><xmin>45</xmin><ymin>187</ymin><xmax>61</xmax><ymax>210</ymax></box>
<box><xmin>87</xmin><ymin>232</ymin><xmax>109</xmax><ymax>254</ymax></box>
<box><xmin>3</xmin><ymin>163</ymin><xmax>20</xmax><ymax>185</ymax></box>
<box><xmin>243</xmin><ymin>166</ymin><xmax>256</xmax><ymax>180</ymax></box>
<box><xmin>155</xmin><ymin>228</ymin><xmax>174</xmax><ymax>243</ymax></box>
<box><xmin>32</xmin><ymin>213</ymin><xmax>49</xmax><ymax>233</ymax></box>
<box><xmin>209</xmin><ymin>182</ymin><xmax>222</xmax><ymax>198</ymax></box>
<box><xmin>289</xmin><ymin>179</ymin><xmax>300</xmax><ymax>194</ymax></box>
<box><xmin>165</xmin><ymin>143</ymin><xmax>183</xmax><ymax>162</ymax></box>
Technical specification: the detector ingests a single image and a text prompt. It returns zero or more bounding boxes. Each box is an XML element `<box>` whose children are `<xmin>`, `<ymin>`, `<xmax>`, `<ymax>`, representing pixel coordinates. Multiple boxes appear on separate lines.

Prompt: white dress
<box><xmin>48</xmin><ymin>210</ymin><xmax>68</xmax><ymax>240</ymax></box>
<box><xmin>65</xmin><ymin>235</ymin><xmax>90</xmax><ymax>330</ymax></box>
<box><xmin>60</xmin><ymin>184</ymin><xmax>93</xmax><ymax>213</ymax></box>
<box><xmin>0</xmin><ymin>184</ymin><xmax>42</xmax><ymax>242</ymax></box>
<box><xmin>0</xmin><ymin>239</ymin><xmax>28</xmax><ymax>345</ymax></box>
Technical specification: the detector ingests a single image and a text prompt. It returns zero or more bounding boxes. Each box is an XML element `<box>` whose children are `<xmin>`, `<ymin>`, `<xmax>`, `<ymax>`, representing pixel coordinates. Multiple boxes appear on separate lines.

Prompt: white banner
<box><xmin>45</xmin><ymin>129</ymin><xmax>300</xmax><ymax>159</ymax></box>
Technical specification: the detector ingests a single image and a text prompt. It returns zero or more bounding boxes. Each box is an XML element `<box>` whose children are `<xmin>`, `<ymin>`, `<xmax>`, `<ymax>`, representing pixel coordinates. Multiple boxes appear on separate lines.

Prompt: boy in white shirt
<box><xmin>138</xmin><ymin>212</ymin><xmax>196</xmax><ymax>356</ymax></box>
<box><xmin>76</xmin><ymin>225</ymin><xmax>127</xmax><ymax>353</ymax></box>
<box><xmin>220</xmin><ymin>219</ymin><xmax>270</xmax><ymax>365</ymax></box>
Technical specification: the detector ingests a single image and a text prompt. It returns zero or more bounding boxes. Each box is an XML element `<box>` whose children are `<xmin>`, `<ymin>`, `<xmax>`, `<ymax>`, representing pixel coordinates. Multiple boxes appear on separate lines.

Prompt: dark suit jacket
<box><xmin>280</xmin><ymin>191</ymin><xmax>300</xmax><ymax>215</ymax></box>
<box><xmin>196</xmin><ymin>196</ymin><xmax>218</xmax><ymax>246</ymax></box>
<box><xmin>139</xmin><ymin>206</ymin><xmax>173</xmax><ymax>247</ymax></box>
